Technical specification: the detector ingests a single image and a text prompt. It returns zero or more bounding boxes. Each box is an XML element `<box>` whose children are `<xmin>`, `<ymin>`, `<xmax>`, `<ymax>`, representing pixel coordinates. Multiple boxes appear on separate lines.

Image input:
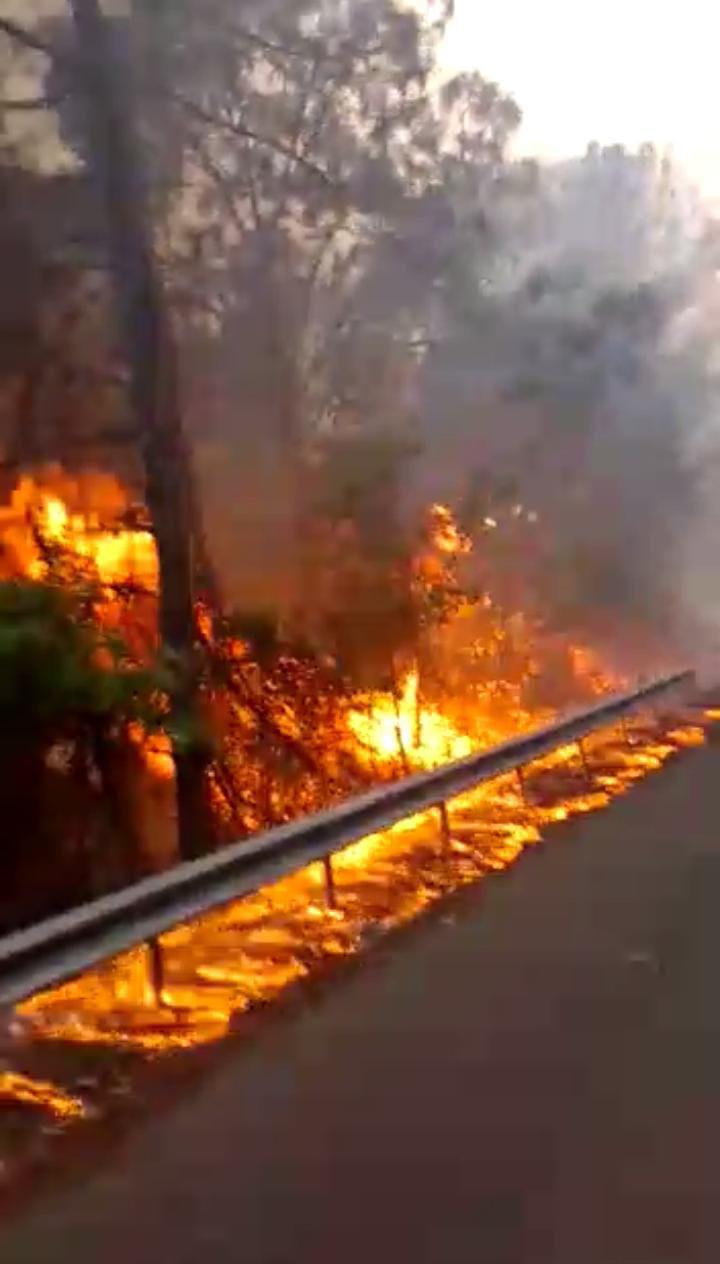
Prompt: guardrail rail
<box><xmin>0</xmin><ymin>670</ymin><xmax>695</xmax><ymax>1008</ymax></box>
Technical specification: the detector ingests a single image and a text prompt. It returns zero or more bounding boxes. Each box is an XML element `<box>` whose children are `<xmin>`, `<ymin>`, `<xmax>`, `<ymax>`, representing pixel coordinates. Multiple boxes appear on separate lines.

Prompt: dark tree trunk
<box><xmin>67</xmin><ymin>0</ymin><xmax>212</xmax><ymax>859</ymax></box>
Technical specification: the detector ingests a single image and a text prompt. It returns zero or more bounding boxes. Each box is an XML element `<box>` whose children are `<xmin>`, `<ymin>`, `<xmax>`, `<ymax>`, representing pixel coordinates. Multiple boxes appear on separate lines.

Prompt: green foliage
<box><xmin>0</xmin><ymin>580</ymin><xmax>168</xmax><ymax>736</ymax></box>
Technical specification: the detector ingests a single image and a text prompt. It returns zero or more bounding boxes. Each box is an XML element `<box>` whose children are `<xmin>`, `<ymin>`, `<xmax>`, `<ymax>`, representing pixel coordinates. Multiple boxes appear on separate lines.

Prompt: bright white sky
<box><xmin>443</xmin><ymin>0</ymin><xmax>720</xmax><ymax>198</ymax></box>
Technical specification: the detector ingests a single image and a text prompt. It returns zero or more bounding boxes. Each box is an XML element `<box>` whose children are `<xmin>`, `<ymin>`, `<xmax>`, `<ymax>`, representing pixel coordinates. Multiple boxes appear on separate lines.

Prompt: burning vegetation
<box><xmin>0</xmin><ymin>462</ymin><xmax>642</xmax><ymax>933</ymax></box>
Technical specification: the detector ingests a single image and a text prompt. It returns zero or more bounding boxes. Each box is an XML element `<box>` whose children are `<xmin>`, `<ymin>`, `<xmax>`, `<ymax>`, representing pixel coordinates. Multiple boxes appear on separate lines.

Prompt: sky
<box><xmin>443</xmin><ymin>0</ymin><xmax>720</xmax><ymax>198</ymax></box>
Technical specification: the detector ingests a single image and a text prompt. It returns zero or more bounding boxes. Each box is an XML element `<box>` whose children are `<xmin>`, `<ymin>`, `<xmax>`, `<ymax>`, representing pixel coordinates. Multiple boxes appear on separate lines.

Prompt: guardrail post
<box><xmin>620</xmin><ymin>715</ymin><xmax>632</xmax><ymax>748</ymax></box>
<box><xmin>576</xmin><ymin>738</ymin><xmax>592</xmax><ymax>787</ymax></box>
<box><xmin>148</xmin><ymin>936</ymin><xmax>165</xmax><ymax>1007</ymax></box>
<box><xmin>323</xmin><ymin>855</ymin><xmax>337</xmax><ymax>910</ymax></box>
<box><xmin>516</xmin><ymin>765</ymin><xmax>527</xmax><ymax>804</ymax></box>
<box><xmin>437</xmin><ymin>801</ymin><xmax>452</xmax><ymax>857</ymax></box>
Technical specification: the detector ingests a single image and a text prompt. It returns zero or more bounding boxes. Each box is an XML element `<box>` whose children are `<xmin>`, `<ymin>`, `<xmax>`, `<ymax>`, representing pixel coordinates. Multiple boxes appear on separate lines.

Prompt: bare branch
<box><xmin>0</xmin><ymin>93</ymin><xmax>65</xmax><ymax>111</ymax></box>
<box><xmin>186</xmin><ymin>136</ymin><xmax>253</xmax><ymax>234</ymax></box>
<box><xmin>220</xmin><ymin>17</ymin><xmax>384</xmax><ymax>67</ymax></box>
<box><xmin>0</xmin><ymin>16</ymin><xmax>62</xmax><ymax>61</ymax></box>
<box><xmin>169</xmin><ymin>90</ymin><xmax>337</xmax><ymax>188</ymax></box>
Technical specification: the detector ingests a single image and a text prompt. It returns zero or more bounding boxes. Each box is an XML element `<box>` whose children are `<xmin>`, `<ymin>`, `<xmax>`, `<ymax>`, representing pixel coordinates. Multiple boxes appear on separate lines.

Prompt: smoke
<box><xmin>416</xmin><ymin>144</ymin><xmax>720</xmax><ymax>674</ymax></box>
<box><xmin>14</xmin><ymin>0</ymin><xmax>716</xmax><ymax>678</ymax></box>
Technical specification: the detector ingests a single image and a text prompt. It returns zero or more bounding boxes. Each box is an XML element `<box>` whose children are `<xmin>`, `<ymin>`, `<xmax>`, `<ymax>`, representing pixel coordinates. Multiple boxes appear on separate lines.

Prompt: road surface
<box><xmin>4</xmin><ymin>739</ymin><xmax>720</xmax><ymax>1263</ymax></box>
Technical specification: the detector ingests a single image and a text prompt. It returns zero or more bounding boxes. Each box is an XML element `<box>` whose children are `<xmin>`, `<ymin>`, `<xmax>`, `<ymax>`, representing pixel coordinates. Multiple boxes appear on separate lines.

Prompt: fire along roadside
<box><xmin>0</xmin><ymin>670</ymin><xmax>694</xmax><ymax>1016</ymax></box>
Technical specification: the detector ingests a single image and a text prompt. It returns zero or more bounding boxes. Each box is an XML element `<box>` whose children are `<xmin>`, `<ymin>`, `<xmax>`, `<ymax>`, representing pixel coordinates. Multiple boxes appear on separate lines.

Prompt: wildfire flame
<box><xmin>0</xmin><ymin>468</ymin><xmax>158</xmax><ymax>594</ymax></box>
<box><xmin>428</xmin><ymin>502</ymin><xmax>471</xmax><ymax>556</ymax></box>
<box><xmin>0</xmin><ymin>473</ymin><xmax>623</xmax><ymax>783</ymax></box>
<box><xmin>348</xmin><ymin>669</ymin><xmax>474</xmax><ymax>769</ymax></box>
<box><xmin>0</xmin><ymin>1070</ymin><xmax>85</xmax><ymax>1121</ymax></box>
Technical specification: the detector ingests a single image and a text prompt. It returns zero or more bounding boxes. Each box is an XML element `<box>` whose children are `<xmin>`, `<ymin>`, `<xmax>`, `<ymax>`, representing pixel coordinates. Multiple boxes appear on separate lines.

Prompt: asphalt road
<box><xmin>4</xmin><ymin>740</ymin><xmax>720</xmax><ymax>1263</ymax></box>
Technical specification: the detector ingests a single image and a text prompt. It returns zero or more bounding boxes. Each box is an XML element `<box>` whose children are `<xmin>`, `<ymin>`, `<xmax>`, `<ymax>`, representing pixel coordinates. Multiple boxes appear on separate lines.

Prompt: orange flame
<box><xmin>348</xmin><ymin>669</ymin><xmax>474</xmax><ymax>768</ymax></box>
<box><xmin>0</xmin><ymin>468</ymin><xmax>158</xmax><ymax>594</ymax></box>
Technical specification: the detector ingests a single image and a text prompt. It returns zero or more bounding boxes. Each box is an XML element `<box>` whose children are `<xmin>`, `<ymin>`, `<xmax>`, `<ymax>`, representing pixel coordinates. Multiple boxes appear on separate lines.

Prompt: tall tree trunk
<box><xmin>67</xmin><ymin>0</ymin><xmax>212</xmax><ymax>859</ymax></box>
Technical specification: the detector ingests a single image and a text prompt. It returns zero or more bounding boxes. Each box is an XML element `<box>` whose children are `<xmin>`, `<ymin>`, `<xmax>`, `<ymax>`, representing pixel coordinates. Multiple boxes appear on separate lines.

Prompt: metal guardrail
<box><xmin>0</xmin><ymin>670</ymin><xmax>694</xmax><ymax>1007</ymax></box>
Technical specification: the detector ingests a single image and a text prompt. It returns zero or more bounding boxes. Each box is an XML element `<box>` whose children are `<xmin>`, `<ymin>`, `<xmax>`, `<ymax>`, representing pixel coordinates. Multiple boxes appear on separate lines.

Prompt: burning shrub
<box><xmin>0</xmin><ymin>578</ymin><xmax>173</xmax><ymax>930</ymax></box>
<box><xmin>0</xmin><ymin>468</ymin><xmax>626</xmax><ymax>924</ymax></box>
<box><xmin>0</xmin><ymin>580</ymin><xmax>161</xmax><ymax>728</ymax></box>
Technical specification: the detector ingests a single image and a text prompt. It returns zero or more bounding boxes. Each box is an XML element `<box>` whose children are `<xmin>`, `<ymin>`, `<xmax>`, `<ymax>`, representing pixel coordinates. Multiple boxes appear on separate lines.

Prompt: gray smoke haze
<box><xmin>6</xmin><ymin>1</ymin><xmax>720</xmax><ymax>682</ymax></box>
<box><xmin>416</xmin><ymin>144</ymin><xmax>720</xmax><ymax>676</ymax></box>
